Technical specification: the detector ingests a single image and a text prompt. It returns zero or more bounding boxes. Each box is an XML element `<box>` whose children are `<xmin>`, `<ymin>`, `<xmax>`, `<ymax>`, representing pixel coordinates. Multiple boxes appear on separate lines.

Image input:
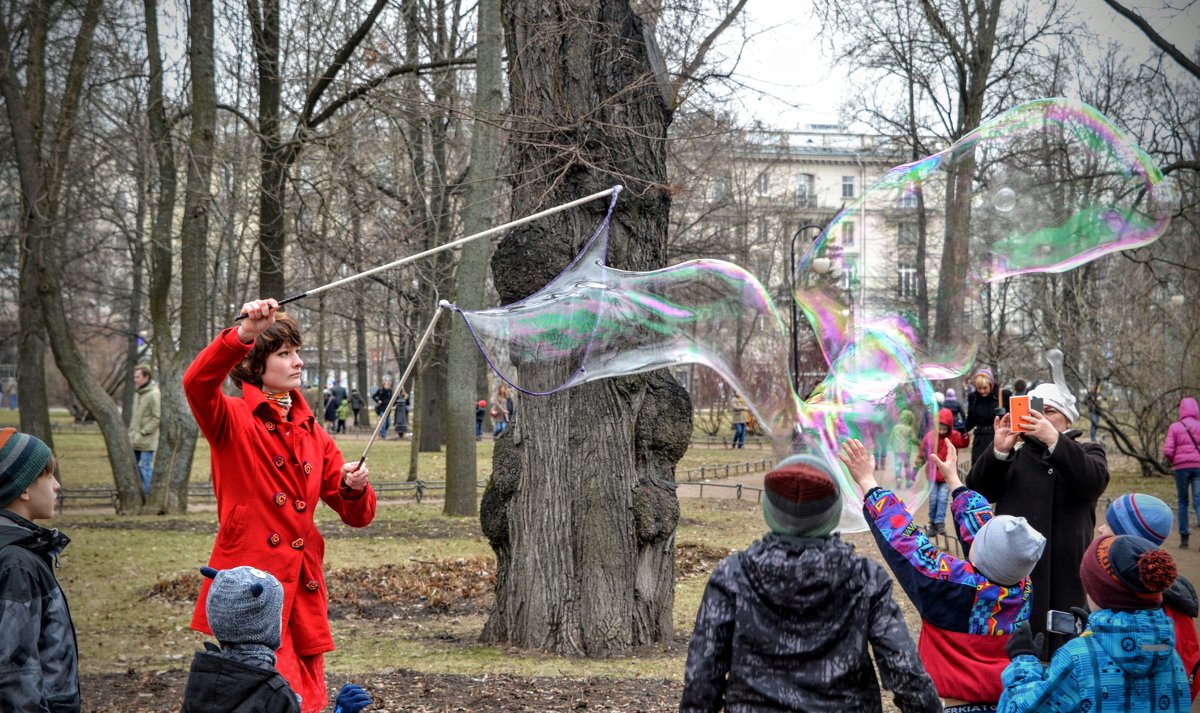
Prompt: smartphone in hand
<box><xmin>1010</xmin><ymin>395</ymin><xmax>1044</xmax><ymax>433</ymax></box>
<box><xmin>1047</xmin><ymin>609</ymin><xmax>1082</xmax><ymax>636</ymax></box>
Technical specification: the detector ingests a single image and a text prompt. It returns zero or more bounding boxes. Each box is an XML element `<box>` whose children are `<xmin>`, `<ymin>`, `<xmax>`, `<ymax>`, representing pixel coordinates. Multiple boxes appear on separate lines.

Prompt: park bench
<box><xmin>56</xmin><ymin>487</ymin><xmax>121</xmax><ymax>514</ymax></box>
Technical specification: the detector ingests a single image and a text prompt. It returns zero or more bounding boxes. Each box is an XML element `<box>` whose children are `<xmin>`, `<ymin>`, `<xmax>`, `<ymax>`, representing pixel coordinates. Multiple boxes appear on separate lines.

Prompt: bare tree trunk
<box><xmin>5</xmin><ymin>2</ymin><xmax>53</xmax><ymax>448</ymax></box>
<box><xmin>1</xmin><ymin>0</ymin><xmax>142</xmax><ymax>509</ymax></box>
<box><xmin>444</xmin><ymin>0</ymin><xmax>503</xmax><ymax>516</ymax></box>
<box><xmin>480</xmin><ymin>0</ymin><xmax>688</xmax><ymax>655</ymax></box>
<box><xmin>145</xmin><ymin>0</ymin><xmax>214</xmax><ymax>514</ymax></box>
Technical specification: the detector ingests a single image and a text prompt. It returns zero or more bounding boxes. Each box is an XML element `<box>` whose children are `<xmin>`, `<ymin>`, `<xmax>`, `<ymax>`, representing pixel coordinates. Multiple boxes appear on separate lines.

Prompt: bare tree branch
<box><xmin>1100</xmin><ymin>0</ymin><xmax>1200</xmax><ymax>80</ymax></box>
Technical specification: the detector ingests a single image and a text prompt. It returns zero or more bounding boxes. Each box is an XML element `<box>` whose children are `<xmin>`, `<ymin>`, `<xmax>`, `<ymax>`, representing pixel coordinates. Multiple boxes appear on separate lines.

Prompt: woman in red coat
<box><xmin>184</xmin><ymin>298</ymin><xmax>376</xmax><ymax>712</ymax></box>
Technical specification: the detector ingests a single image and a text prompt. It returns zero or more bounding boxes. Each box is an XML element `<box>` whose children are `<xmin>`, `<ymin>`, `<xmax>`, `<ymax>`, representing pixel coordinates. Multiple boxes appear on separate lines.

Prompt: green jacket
<box><xmin>336</xmin><ymin>400</ymin><xmax>351</xmax><ymax>420</ymax></box>
<box><xmin>129</xmin><ymin>382</ymin><xmax>160</xmax><ymax>451</ymax></box>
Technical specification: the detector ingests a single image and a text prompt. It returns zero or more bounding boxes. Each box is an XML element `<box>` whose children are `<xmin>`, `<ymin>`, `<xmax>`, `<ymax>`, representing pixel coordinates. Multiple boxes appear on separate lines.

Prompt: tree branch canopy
<box><xmin>1100</xmin><ymin>0</ymin><xmax>1200</xmax><ymax>81</ymax></box>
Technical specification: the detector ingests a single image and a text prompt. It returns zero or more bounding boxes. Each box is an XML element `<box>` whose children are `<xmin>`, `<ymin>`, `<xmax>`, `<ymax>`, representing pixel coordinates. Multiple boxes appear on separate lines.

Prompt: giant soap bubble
<box><xmin>452</xmin><ymin>98</ymin><xmax>1176</xmax><ymax>531</ymax></box>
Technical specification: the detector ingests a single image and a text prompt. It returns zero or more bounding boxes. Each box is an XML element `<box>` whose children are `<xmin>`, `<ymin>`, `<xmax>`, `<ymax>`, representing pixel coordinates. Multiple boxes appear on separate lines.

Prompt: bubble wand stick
<box><xmin>354</xmin><ymin>300</ymin><xmax>448</xmax><ymax>468</ymax></box>
<box><xmin>235</xmin><ymin>186</ymin><xmax>623</xmax><ymax>320</ymax></box>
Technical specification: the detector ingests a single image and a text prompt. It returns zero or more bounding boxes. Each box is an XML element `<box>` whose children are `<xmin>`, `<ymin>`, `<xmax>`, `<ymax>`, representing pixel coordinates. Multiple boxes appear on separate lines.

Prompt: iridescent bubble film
<box><xmin>453</xmin><ymin>193</ymin><xmax>800</xmax><ymax>441</ymax></box>
<box><xmin>454</xmin><ymin>99</ymin><xmax>1175</xmax><ymax>531</ymax></box>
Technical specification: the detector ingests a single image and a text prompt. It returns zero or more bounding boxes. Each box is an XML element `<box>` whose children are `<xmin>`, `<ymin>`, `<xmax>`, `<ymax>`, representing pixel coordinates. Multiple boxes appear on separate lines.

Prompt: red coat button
<box><xmin>274</xmin><ymin>492</ymin><xmax>287</xmax><ymax>507</ymax></box>
<box><xmin>290</xmin><ymin>538</ymin><xmax>304</xmax><ymax>549</ymax></box>
<box><xmin>305</xmin><ymin>579</ymin><xmax>319</xmax><ymax>591</ymax></box>
<box><xmin>302</xmin><ymin>462</ymin><xmax>313</xmax><ymax>475</ymax></box>
<box><xmin>264</xmin><ymin>421</ymin><xmax>275</xmax><ymax>431</ymax></box>
<box><xmin>268</xmin><ymin>533</ymin><xmax>281</xmax><ymax>547</ymax></box>
<box><xmin>273</xmin><ymin>456</ymin><xmax>285</xmax><ymax>468</ymax></box>
<box><xmin>293</xmin><ymin>500</ymin><xmax>307</xmax><ymax>512</ymax></box>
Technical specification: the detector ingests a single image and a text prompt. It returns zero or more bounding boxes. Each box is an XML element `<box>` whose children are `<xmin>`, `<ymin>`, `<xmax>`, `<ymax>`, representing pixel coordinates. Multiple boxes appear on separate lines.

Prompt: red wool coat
<box><xmin>184</xmin><ymin>327</ymin><xmax>376</xmax><ymax>656</ymax></box>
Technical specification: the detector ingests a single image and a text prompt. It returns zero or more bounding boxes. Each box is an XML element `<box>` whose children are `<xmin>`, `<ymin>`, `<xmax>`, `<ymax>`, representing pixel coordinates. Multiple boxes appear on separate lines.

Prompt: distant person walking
<box><xmin>965</xmin><ymin>368</ymin><xmax>1007</xmax><ymax>464</ymax></box>
<box><xmin>491</xmin><ymin>385</ymin><xmax>510</xmax><ymax>438</ymax></box>
<box><xmin>730</xmin><ymin>396</ymin><xmax>748</xmax><ymax>449</ymax></box>
<box><xmin>4</xmin><ymin>375</ymin><xmax>16</xmax><ymax>409</ymax></box>
<box><xmin>129</xmin><ymin>364</ymin><xmax>161</xmax><ymax>495</ymax></box>
<box><xmin>372</xmin><ymin>380</ymin><xmax>394</xmax><ymax>436</ymax></box>
<box><xmin>393</xmin><ymin>389</ymin><xmax>410</xmax><ymax>438</ymax></box>
<box><xmin>349</xmin><ymin>389</ymin><xmax>366</xmax><ymax>427</ymax></box>
<box><xmin>475</xmin><ymin>400</ymin><xmax>486</xmax><ymax>441</ymax></box>
<box><xmin>335</xmin><ymin>399</ymin><xmax>350</xmax><ymax>434</ymax></box>
<box><xmin>1164</xmin><ymin>396</ymin><xmax>1200</xmax><ymax>549</ymax></box>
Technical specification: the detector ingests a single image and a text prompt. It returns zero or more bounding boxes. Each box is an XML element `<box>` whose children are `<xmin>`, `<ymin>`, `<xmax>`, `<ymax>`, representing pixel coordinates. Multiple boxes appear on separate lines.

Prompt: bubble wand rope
<box><xmin>235</xmin><ymin>186</ymin><xmax>623</xmax><ymax>320</ymax></box>
<box><xmin>354</xmin><ymin>300</ymin><xmax>447</xmax><ymax>469</ymax></box>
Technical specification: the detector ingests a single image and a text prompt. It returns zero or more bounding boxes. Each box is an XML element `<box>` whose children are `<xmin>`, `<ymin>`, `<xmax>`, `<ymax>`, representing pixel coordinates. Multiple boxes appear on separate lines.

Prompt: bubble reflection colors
<box><xmin>453</xmin><ymin>99</ymin><xmax>1174</xmax><ymax>532</ymax></box>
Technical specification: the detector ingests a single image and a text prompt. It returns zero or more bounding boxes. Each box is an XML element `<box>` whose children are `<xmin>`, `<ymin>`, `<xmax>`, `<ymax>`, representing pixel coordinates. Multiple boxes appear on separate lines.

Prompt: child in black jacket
<box><xmin>182</xmin><ymin>566</ymin><xmax>373</xmax><ymax>713</ymax></box>
<box><xmin>0</xmin><ymin>428</ymin><xmax>79</xmax><ymax>712</ymax></box>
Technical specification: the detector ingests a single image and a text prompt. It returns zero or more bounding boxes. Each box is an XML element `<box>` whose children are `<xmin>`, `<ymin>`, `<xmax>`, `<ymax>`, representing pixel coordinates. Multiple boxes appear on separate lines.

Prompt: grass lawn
<box><xmin>6</xmin><ymin>406</ymin><xmax>1193</xmax><ymax>687</ymax></box>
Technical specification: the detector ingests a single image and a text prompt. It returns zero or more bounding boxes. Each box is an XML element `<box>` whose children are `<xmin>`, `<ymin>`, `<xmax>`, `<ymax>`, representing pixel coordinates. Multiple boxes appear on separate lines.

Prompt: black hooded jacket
<box><xmin>181</xmin><ymin>646</ymin><xmax>300</xmax><ymax>713</ymax></box>
<box><xmin>0</xmin><ymin>511</ymin><xmax>79</xmax><ymax>713</ymax></box>
<box><xmin>680</xmin><ymin>533</ymin><xmax>939</xmax><ymax>712</ymax></box>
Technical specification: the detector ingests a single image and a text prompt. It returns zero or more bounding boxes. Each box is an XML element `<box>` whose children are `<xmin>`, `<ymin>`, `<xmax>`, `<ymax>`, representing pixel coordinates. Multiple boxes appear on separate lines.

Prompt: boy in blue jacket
<box><xmin>999</xmin><ymin>534</ymin><xmax>1189</xmax><ymax>712</ymax></box>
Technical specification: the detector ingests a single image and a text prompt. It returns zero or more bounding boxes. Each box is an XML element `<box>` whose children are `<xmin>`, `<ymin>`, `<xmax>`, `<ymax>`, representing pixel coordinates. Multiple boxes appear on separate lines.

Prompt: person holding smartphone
<box><xmin>966</xmin><ymin>381</ymin><xmax>1109</xmax><ymax>657</ymax></box>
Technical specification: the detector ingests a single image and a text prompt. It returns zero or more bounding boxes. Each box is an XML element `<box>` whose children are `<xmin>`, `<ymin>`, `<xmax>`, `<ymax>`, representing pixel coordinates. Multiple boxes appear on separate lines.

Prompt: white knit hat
<box><xmin>1028</xmin><ymin>383</ymin><xmax>1079</xmax><ymax>423</ymax></box>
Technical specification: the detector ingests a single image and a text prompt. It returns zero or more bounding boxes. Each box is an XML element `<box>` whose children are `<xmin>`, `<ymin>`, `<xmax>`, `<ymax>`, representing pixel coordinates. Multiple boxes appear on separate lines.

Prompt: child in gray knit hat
<box><xmin>841</xmin><ymin>437</ymin><xmax>1045</xmax><ymax>710</ymax></box>
<box><xmin>182</xmin><ymin>566</ymin><xmax>372</xmax><ymax>713</ymax></box>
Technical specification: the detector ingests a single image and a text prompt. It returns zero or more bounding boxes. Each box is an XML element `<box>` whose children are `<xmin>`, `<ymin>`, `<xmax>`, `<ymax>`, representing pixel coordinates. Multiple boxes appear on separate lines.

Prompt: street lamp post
<box><xmin>789</xmin><ymin>224</ymin><xmax>826</xmax><ymax>395</ymax></box>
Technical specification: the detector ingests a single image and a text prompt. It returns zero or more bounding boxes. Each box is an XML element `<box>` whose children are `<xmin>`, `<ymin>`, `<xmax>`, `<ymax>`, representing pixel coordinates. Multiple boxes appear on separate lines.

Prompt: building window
<box><xmin>795</xmin><ymin>173</ymin><xmax>815</xmax><ymax>208</ymax></box>
<box><xmin>898</xmin><ymin>222</ymin><xmax>916</xmax><ymax>246</ymax></box>
<box><xmin>898</xmin><ymin>263</ymin><xmax>917</xmax><ymax>298</ymax></box>
<box><xmin>842</xmin><ymin>176</ymin><xmax>855</xmax><ymax>199</ymax></box>
<box><xmin>898</xmin><ymin>184</ymin><xmax>919</xmax><ymax>208</ymax></box>
<box><xmin>841</xmin><ymin>221</ymin><xmax>855</xmax><ymax>245</ymax></box>
<box><xmin>842</xmin><ymin>264</ymin><xmax>857</xmax><ymax>292</ymax></box>
<box><xmin>756</xmin><ymin>172</ymin><xmax>770</xmax><ymax>196</ymax></box>
<box><xmin>757</xmin><ymin>216</ymin><xmax>769</xmax><ymax>243</ymax></box>
<box><xmin>713</xmin><ymin>173</ymin><xmax>731</xmax><ymax>202</ymax></box>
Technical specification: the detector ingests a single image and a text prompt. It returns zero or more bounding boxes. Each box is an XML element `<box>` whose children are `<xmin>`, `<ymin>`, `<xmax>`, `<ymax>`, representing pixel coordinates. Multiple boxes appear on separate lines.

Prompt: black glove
<box><xmin>1006</xmin><ymin>621</ymin><xmax>1045</xmax><ymax>660</ymax></box>
<box><xmin>334</xmin><ymin>684</ymin><xmax>372</xmax><ymax>713</ymax></box>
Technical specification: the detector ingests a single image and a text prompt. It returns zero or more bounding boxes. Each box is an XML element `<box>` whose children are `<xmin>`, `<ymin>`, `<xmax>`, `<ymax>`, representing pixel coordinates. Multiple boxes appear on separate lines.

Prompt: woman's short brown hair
<box><xmin>229</xmin><ymin>313</ymin><xmax>303</xmax><ymax>388</ymax></box>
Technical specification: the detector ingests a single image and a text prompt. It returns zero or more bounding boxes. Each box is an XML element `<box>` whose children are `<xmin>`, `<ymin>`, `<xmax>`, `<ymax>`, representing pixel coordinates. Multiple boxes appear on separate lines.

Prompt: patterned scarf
<box><xmin>263</xmin><ymin>389</ymin><xmax>292</xmax><ymax>419</ymax></box>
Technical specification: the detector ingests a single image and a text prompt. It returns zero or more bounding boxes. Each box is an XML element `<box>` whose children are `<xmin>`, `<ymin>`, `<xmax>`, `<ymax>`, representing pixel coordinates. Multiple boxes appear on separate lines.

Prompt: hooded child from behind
<box><xmin>681</xmin><ymin>454</ymin><xmax>938</xmax><ymax>713</ymax></box>
<box><xmin>998</xmin><ymin>535</ymin><xmax>1190</xmax><ymax>712</ymax></box>
<box><xmin>182</xmin><ymin>566</ymin><xmax>372</xmax><ymax>713</ymax></box>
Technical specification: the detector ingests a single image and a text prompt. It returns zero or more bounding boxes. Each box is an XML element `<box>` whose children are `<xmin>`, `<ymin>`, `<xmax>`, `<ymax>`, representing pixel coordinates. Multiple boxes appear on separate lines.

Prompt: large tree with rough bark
<box><xmin>479</xmin><ymin>0</ymin><xmax>691</xmax><ymax>655</ymax></box>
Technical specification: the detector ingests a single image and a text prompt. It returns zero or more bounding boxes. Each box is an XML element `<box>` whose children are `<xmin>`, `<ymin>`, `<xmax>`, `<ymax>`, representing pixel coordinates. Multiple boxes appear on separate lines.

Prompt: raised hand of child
<box><xmin>838</xmin><ymin>439</ymin><xmax>878</xmax><ymax>493</ymax></box>
<box><xmin>334</xmin><ymin>683</ymin><xmax>372</xmax><ymax>713</ymax></box>
<box><xmin>929</xmin><ymin>447</ymin><xmax>961</xmax><ymax>490</ymax></box>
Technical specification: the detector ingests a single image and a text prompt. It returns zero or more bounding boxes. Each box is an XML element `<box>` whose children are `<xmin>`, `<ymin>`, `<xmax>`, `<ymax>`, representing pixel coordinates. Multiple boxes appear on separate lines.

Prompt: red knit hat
<box><xmin>1080</xmin><ymin>535</ymin><xmax>1177</xmax><ymax>611</ymax></box>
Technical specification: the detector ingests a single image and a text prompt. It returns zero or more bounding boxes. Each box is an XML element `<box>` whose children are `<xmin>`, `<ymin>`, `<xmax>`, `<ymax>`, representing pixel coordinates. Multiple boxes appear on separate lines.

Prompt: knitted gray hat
<box><xmin>969</xmin><ymin>515</ymin><xmax>1046</xmax><ymax>586</ymax></box>
<box><xmin>202</xmin><ymin>565</ymin><xmax>284</xmax><ymax>649</ymax></box>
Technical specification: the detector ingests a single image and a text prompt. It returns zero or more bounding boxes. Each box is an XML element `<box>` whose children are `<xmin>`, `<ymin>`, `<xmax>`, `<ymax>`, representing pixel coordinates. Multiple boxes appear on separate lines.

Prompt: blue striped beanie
<box><xmin>1106</xmin><ymin>493</ymin><xmax>1173</xmax><ymax>547</ymax></box>
<box><xmin>0</xmin><ymin>428</ymin><xmax>53</xmax><ymax>506</ymax></box>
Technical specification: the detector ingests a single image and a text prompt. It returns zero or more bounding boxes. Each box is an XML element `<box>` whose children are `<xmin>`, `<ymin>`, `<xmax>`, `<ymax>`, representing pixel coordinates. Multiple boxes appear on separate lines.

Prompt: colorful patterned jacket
<box><xmin>999</xmin><ymin>608</ymin><xmax>1189</xmax><ymax>712</ymax></box>
<box><xmin>864</xmin><ymin>486</ymin><xmax>1032</xmax><ymax>703</ymax></box>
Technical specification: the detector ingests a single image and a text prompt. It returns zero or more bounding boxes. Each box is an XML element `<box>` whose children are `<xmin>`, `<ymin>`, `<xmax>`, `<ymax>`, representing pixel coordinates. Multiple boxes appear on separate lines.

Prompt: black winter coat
<box><xmin>966</xmin><ymin>430</ymin><xmax>1108</xmax><ymax>646</ymax></box>
<box><xmin>0</xmin><ymin>512</ymin><xmax>79</xmax><ymax>713</ymax></box>
<box><xmin>680</xmin><ymin>534</ymin><xmax>939</xmax><ymax>712</ymax></box>
<box><xmin>181</xmin><ymin>648</ymin><xmax>300</xmax><ymax>713</ymax></box>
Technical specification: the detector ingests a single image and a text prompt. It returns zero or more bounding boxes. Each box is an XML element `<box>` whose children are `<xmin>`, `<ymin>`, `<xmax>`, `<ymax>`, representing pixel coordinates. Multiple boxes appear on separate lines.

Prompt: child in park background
<box><xmin>680</xmin><ymin>454</ymin><xmax>939</xmax><ymax>712</ymax></box>
<box><xmin>888</xmin><ymin>410</ymin><xmax>919</xmax><ymax>488</ymax></box>
<box><xmin>917</xmin><ymin>407</ymin><xmax>968</xmax><ymax>535</ymax></box>
<box><xmin>1100</xmin><ymin>492</ymin><xmax>1200</xmax><ymax>700</ymax></box>
<box><xmin>0</xmin><ymin>429</ymin><xmax>79</xmax><ymax>712</ymax></box>
<box><xmin>840</xmin><ymin>438</ymin><xmax>1044</xmax><ymax>710</ymax></box>
<box><xmin>998</xmin><ymin>534</ymin><xmax>1189</xmax><ymax>711</ymax></box>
